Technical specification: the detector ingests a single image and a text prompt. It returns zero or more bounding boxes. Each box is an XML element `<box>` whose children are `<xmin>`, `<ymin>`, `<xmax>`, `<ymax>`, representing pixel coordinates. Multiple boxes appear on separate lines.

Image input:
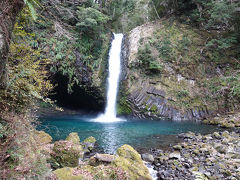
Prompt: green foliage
<box><xmin>152</xmin><ymin>21</ymin><xmax>198</xmax><ymax>65</ymax></box>
<box><xmin>26</xmin><ymin>1</ymin><xmax>112</xmax><ymax>93</ymax></box>
<box><xmin>23</xmin><ymin>0</ymin><xmax>41</xmax><ymax>20</ymax></box>
<box><xmin>48</xmin><ymin>37</ymin><xmax>77</xmax><ymax>93</ymax></box>
<box><xmin>206</xmin><ymin>36</ymin><xmax>238</xmax><ymax>51</ymax></box>
<box><xmin>150</xmin><ymin>104</ymin><xmax>158</xmax><ymax>112</ymax></box>
<box><xmin>0</xmin><ymin>21</ymin><xmax>53</xmax><ymax>112</ymax></box>
<box><xmin>176</xmin><ymin>90</ymin><xmax>189</xmax><ymax>99</ymax></box>
<box><xmin>106</xmin><ymin>0</ymin><xmax>137</xmax><ymax>20</ymax></box>
<box><xmin>0</xmin><ymin>113</ymin><xmax>50</xmax><ymax>179</ymax></box>
<box><xmin>137</xmin><ymin>44</ymin><xmax>163</xmax><ymax>74</ymax></box>
<box><xmin>155</xmin><ymin>36</ymin><xmax>172</xmax><ymax>60</ymax></box>
<box><xmin>208</xmin><ymin>73</ymin><xmax>240</xmax><ymax>105</ymax></box>
<box><xmin>76</xmin><ymin>7</ymin><xmax>109</xmax><ymax>35</ymax></box>
<box><xmin>117</xmin><ymin>97</ymin><xmax>132</xmax><ymax>115</ymax></box>
<box><xmin>177</xmin><ymin>0</ymin><xmax>239</xmax><ymax>53</ymax></box>
<box><xmin>105</xmin><ymin>0</ymin><xmax>149</xmax><ymax>32</ymax></box>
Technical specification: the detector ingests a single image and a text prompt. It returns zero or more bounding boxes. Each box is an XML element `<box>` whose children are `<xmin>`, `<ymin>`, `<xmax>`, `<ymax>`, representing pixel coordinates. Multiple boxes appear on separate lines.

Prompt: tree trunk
<box><xmin>0</xmin><ymin>0</ymin><xmax>24</xmax><ymax>89</ymax></box>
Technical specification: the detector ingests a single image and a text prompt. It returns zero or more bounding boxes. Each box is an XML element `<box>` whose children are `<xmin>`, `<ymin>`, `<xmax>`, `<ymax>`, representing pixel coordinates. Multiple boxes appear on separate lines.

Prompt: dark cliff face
<box><xmin>120</xmin><ymin>35</ymin><xmax>129</xmax><ymax>83</ymax></box>
<box><xmin>50</xmin><ymin>73</ymin><xmax>104</xmax><ymax>112</ymax></box>
<box><xmin>127</xmin><ymin>84</ymin><xmax>210</xmax><ymax>121</ymax></box>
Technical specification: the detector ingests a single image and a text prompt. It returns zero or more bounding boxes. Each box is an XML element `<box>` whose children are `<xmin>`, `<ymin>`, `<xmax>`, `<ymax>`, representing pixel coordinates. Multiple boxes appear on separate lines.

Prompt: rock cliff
<box><xmin>119</xmin><ymin>20</ymin><xmax>232</xmax><ymax>121</ymax></box>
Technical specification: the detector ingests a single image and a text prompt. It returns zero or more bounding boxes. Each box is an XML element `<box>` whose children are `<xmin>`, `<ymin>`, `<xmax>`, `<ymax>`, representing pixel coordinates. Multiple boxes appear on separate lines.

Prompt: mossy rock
<box><xmin>54</xmin><ymin>165</ymin><xmax>129</xmax><ymax>180</ymax></box>
<box><xmin>83</xmin><ymin>136</ymin><xmax>96</xmax><ymax>144</ymax></box>
<box><xmin>66</xmin><ymin>132</ymin><xmax>80</xmax><ymax>144</ymax></box>
<box><xmin>51</xmin><ymin>140</ymin><xmax>84</xmax><ymax>169</ymax></box>
<box><xmin>54</xmin><ymin>167</ymin><xmax>86</xmax><ymax>180</ymax></box>
<box><xmin>112</xmin><ymin>144</ymin><xmax>152</xmax><ymax>180</ymax></box>
<box><xmin>35</xmin><ymin>130</ymin><xmax>52</xmax><ymax>144</ymax></box>
<box><xmin>83</xmin><ymin>136</ymin><xmax>96</xmax><ymax>151</ymax></box>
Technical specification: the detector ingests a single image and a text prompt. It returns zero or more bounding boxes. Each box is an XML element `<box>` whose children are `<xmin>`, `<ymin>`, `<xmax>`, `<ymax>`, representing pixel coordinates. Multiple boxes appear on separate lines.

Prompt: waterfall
<box><xmin>94</xmin><ymin>33</ymin><xmax>124</xmax><ymax>123</ymax></box>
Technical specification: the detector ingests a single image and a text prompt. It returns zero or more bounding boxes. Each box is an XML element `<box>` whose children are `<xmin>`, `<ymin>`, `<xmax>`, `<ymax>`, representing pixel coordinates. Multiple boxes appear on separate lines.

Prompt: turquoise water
<box><xmin>37</xmin><ymin>115</ymin><xmax>222</xmax><ymax>153</ymax></box>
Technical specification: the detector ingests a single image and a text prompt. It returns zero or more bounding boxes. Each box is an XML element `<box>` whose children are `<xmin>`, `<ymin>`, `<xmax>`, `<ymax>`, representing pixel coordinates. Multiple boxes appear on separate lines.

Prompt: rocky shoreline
<box><xmin>36</xmin><ymin>113</ymin><xmax>240</xmax><ymax>180</ymax></box>
<box><xmin>37</xmin><ymin>131</ymin><xmax>152</xmax><ymax>179</ymax></box>
<box><xmin>149</xmin><ymin>114</ymin><xmax>240</xmax><ymax>179</ymax></box>
<box><xmin>152</xmin><ymin>130</ymin><xmax>240</xmax><ymax>179</ymax></box>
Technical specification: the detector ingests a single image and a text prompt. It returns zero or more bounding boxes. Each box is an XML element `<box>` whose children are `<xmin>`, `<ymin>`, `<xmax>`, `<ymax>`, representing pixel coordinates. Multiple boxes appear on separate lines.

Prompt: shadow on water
<box><xmin>37</xmin><ymin>115</ymin><xmax>223</xmax><ymax>154</ymax></box>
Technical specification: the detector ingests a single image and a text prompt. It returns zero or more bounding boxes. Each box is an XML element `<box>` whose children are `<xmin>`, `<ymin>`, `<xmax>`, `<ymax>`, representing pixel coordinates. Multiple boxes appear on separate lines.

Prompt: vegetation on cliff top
<box><xmin>125</xmin><ymin>0</ymin><xmax>240</xmax><ymax>114</ymax></box>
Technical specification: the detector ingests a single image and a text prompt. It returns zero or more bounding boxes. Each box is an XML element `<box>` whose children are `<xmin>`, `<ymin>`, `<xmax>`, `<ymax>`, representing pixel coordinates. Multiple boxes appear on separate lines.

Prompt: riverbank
<box><xmin>35</xmin><ymin>110</ymin><xmax>240</xmax><ymax>179</ymax></box>
<box><xmin>37</xmin><ymin>126</ymin><xmax>240</xmax><ymax>179</ymax></box>
<box><xmin>148</xmin><ymin>112</ymin><xmax>240</xmax><ymax>179</ymax></box>
<box><xmin>152</xmin><ymin>129</ymin><xmax>240</xmax><ymax>179</ymax></box>
<box><xmin>203</xmin><ymin>111</ymin><xmax>240</xmax><ymax>128</ymax></box>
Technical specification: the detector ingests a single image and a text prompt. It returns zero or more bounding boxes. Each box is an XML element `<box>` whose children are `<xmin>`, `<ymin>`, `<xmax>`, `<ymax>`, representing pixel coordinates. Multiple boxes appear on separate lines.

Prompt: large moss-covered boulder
<box><xmin>54</xmin><ymin>165</ymin><xmax>129</xmax><ymax>180</ymax></box>
<box><xmin>66</xmin><ymin>132</ymin><xmax>80</xmax><ymax>144</ymax></box>
<box><xmin>54</xmin><ymin>167</ymin><xmax>86</xmax><ymax>180</ymax></box>
<box><xmin>112</xmin><ymin>144</ymin><xmax>152</xmax><ymax>180</ymax></box>
<box><xmin>83</xmin><ymin>136</ymin><xmax>96</xmax><ymax>151</ymax></box>
<box><xmin>35</xmin><ymin>130</ymin><xmax>52</xmax><ymax>144</ymax></box>
<box><xmin>50</xmin><ymin>140</ymin><xmax>84</xmax><ymax>169</ymax></box>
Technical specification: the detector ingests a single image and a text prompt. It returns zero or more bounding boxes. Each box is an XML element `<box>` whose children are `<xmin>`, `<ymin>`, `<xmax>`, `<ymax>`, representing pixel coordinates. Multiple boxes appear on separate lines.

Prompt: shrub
<box><xmin>0</xmin><ymin>113</ymin><xmax>50</xmax><ymax>179</ymax></box>
<box><xmin>137</xmin><ymin>44</ymin><xmax>163</xmax><ymax>74</ymax></box>
<box><xmin>0</xmin><ymin>22</ymin><xmax>53</xmax><ymax>112</ymax></box>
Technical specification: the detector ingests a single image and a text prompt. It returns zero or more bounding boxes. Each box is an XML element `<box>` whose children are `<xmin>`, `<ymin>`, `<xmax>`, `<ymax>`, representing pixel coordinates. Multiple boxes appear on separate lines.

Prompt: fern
<box><xmin>23</xmin><ymin>0</ymin><xmax>40</xmax><ymax>20</ymax></box>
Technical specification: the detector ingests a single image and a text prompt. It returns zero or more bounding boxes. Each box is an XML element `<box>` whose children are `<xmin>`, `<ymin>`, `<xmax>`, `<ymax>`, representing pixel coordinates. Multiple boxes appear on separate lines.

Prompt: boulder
<box><xmin>83</xmin><ymin>136</ymin><xmax>96</xmax><ymax>151</ymax></box>
<box><xmin>66</xmin><ymin>132</ymin><xmax>80</xmax><ymax>144</ymax></box>
<box><xmin>89</xmin><ymin>153</ymin><xmax>115</xmax><ymax>166</ymax></box>
<box><xmin>35</xmin><ymin>130</ymin><xmax>52</xmax><ymax>144</ymax></box>
<box><xmin>112</xmin><ymin>144</ymin><xmax>152</xmax><ymax>180</ymax></box>
<box><xmin>54</xmin><ymin>165</ymin><xmax>129</xmax><ymax>180</ymax></box>
<box><xmin>173</xmin><ymin>144</ymin><xmax>182</xmax><ymax>150</ymax></box>
<box><xmin>50</xmin><ymin>140</ymin><xmax>84</xmax><ymax>169</ymax></box>
<box><xmin>141</xmin><ymin>153</ymin><xmax>154</xmax><ymax>163</ymax></box>
<box><xmin>54</xmin><ymin>167</ymin><xmax>85</xmax><ymax>180</ymax></box>
<box><xmin>169</xmin><ymin>151</ymin><xmax>181</xmax><ymax>160</ymax></box>
<box><xmin>35</xmin><ymin>130</ymin><xmax>53</xmax><ymax>158</ymax></box>
<box><xmin>212</xmin><ymin>132</ymin><xmax>221</xmax><ymax>139</ymax></box>
<box><xmin>214</xmin><ymin>143</ymin><xmax>227</xmax><ymax>154</ymax></box>
<box><xmin>95</xmin><ymin>153</ymin><xmax>115</xmax><ymax>163</ymax></box>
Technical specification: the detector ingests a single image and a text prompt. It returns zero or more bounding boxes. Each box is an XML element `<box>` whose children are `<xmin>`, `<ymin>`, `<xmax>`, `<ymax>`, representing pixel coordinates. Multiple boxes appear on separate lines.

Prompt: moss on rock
<box><xmin>54</xmin><ymin>165</ymin><xmax>129</xmax><ymax>180</ymax></box>
<box><xmin>83</xmin><ymin>136</ymin><xmax>96</xmax><ymax>151</ymax></box>
<box><xmin>66</xmin><ymin>132</ymin><xmax>80</xmax><ymax>144</ymax></box>
<box><xmin>54</xmin><ymin>167</ymin><xmax>85</xmax><ymax>180</ymax></box>
<box><xmin>117</xmin><ymin>96</ymin><xmax>133</xmax><ymax>115</ymax></box>
<box><xmin>35</xmin><ymin>130</ymin><xmax>52</xmax><ymax>144</ymax></box>
<box><xmin>83</xmin><ymin>136</ymin><xmax>96</xmax><ymax>144</ymax></box>
<box><xmin>112</xmin><ymin>144</ymin><xmax>152</xmax><ymax>180</ymax></box>
<box><xmin>51</xmin><ymin>140</ymin><xmax>84</xmax><ymax>169</ymax></box>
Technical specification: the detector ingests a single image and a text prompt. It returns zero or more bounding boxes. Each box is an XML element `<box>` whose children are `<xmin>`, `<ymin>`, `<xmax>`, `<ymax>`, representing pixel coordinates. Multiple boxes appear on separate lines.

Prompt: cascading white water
<box><xmin>94</xmin><ymin>33</ymin><xmax>124</xmax><ymax>123</ymax></box>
